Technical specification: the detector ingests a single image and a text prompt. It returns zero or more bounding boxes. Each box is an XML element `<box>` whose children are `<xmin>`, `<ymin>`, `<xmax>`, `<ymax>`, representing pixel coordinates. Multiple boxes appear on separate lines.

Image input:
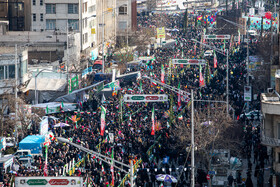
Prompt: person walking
<box><xmin>227</xmin><ymin>173</ymin><xmax>234</xmax><ymax>187</ymax></box>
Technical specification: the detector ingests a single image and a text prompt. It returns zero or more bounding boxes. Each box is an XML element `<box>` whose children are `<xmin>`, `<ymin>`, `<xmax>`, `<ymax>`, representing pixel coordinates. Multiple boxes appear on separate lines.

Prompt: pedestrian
<box><xmin>227</xmin><ymin>173</ymin><xmax>234</xmax><ymax>187</ymax></box>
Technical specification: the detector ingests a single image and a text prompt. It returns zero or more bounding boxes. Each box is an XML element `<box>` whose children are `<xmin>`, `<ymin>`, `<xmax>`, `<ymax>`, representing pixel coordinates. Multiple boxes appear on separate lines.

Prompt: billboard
<box><xmin>124</xmin><ymin>94</ymin><xmax>168</xmax><ymax>102</ymax></box>
<box><xmin>15</xmin><ymin>177</ymin><xmax>83</xmax><ymax>187</ymax></box>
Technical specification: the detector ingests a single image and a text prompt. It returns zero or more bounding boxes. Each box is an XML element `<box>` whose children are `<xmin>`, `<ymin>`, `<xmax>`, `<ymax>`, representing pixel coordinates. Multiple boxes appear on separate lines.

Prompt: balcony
<box><xmin>261</xmin><ymin>132</ymin><xmax>280</xmax><ymax>147</ymax></box>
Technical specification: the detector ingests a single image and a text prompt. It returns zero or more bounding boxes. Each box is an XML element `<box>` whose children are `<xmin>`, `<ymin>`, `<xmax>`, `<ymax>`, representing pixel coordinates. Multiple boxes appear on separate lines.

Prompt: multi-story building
<box><xmin>30</xmin><ymin>0</ymin><xmax>97</xmax><ymax>52</ymax></box>
<box><xmin>0</xmin><ymin>46</ymin><xmax>29</xmax><ymax>95</ymax></box>
<box><xmin>261</xmin><ymin>71</ymin><xmax>280</xmax><ymax>186</ymax></box>
<box><xmin>0</xmin><ymin>0</ymin><xmax>31</xmax><ymax>31</ymax></box>
<box><xmin>116</xmin><ymin>0</ymin><xmax>137</xmax><ymax>44</ymax></box>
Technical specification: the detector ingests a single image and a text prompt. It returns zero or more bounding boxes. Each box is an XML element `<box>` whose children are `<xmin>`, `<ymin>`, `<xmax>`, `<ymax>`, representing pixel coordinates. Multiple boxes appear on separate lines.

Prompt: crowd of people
<box><xmin>3</xmin><ymin>9</ymin><xmax>263</xmax><ymax>187</ymax></box>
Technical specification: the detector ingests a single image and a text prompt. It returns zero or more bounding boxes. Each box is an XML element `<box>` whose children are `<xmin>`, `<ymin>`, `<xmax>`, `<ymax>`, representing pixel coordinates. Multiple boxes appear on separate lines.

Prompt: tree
<box><xmin>172</xmin><ymin>104</ymin><xmax>243</xmax><ymax>176</ymax></box>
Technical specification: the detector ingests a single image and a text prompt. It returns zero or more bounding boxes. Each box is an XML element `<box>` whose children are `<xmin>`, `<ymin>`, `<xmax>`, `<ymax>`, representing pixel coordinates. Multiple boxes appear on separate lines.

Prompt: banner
<box><xmin>123</xmin><ymin>94</ymin><xmax>168</xmax><ymax>102</ymax></box>
<box><xmin>15</xmin><ymin>177</ymin><xmax>83</xmax><ymax>186</ymax></box>
<box><xmin>172</xmin><ymin>59</ymin><xmax>206</xmax><ymax>65</ymax></box>
<box><xmin>151</xmin><ymin>106</ymin><xmax>155</xmax><ymax>135</ymax></box>
<box><xmin>100</xmin><ymin>106</ymin><xmax>106</xmax><ymax>136</ymax></box>
<box><xmin>213</xmin><ymin>51</ymin><xmax>217</xmax><ymax>68</ymax></box>
<box><xmin>161</xmin><ymin>64</ymin><xmax>165</xmax><ymax>83</ymax></box>
<box><xmin>69</xmin><ymin>76</ymin><xmax>79</xmax><ymax>94</ymax></box>
<box><xmin>199</xmin><ymin>65</ymin><xmax>205</xmax><ymax>87</ymax></box>
<box><xmin>157</xmin><ymin>27</ymin><xmax>166</xmax><ymax>39</ymax></box>
<box><xmin>40</xmin><ymin>118</ymin><xmax>48</xmax><ymax>136</ymax></box>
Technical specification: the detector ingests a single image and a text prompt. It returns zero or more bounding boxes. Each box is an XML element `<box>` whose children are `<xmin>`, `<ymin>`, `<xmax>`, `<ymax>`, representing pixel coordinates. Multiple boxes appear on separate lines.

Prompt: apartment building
<box><xmin>30</xmin><ymin>0</ymin><xmax>97</xmax><ymax>51</ymax></box>
<box><xmin>0</xmin><ymin>46</ymin><xmax>29</xmax><ymax>95</ymax></box>
<box><xmin>116</xmin><ymin>0</ymin><xmax>137</xmax><ymax>44</ymax></box>
<box><xmin>261</xmin><ymin>72</ymin><xmax>280</xmax><ymax>186</ymax></box>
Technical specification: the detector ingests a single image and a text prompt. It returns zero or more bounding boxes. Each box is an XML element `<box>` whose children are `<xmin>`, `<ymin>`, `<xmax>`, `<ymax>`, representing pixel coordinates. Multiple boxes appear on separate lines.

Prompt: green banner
<box><xmin>69</xmin><ymin>76</ymin><xmax>79</xmax><ymax>93</ymax></box>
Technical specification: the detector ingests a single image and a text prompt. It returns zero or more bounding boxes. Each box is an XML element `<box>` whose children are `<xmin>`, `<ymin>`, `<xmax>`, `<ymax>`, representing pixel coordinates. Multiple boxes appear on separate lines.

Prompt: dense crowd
<box><xmin>3</xmin><ymin>10</ymin><xmax>261</xmax><ymax>187</ymax></box>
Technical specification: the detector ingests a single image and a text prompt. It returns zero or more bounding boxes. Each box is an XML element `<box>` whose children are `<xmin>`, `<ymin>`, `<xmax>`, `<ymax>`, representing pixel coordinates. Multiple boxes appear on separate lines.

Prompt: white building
<box><xmin>0</xmin><ymin>46</ymin><xmax>29</xmax><ymax>95</ymax></box>
<box><xmin>30</xmin><ymin>0</ymin><xmax>97</xmax><ymax>52</ymax></box>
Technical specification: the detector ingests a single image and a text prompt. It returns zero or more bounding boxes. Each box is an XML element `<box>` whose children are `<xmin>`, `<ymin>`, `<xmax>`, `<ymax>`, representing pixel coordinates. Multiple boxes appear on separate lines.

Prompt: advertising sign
<box><xmin>172</xmin><ymin>59</ymin><xmax>205</xmax><ymax>65</ymax></box>
<box><xmin>40</xmin><ymin>118</ymin><xmax>48</xmax><ymax>136</ymax></box>
<box><xmin>15</xmin><ymin>177</ymin><xmax>83</xmax><ymax>187</ymax></box>
<box><xmin>244</xmin><ymin>86</ymin><xmax>252</xmax><ymax>102</ymax></box>
<box><xmin>157</xmin><ymin>27</ymin><xmax>166</xmax><ymax>39</ymax></box>
<box><xmin>204</xmin><ymin>35</ymin><xmax>230</xmax><ymax>40</ymax></box>
<box><xmin>69</xmin><ymin>76</ymin><xmax>79</xmax><ymax>94</ymax></box>
<box><xmin>124</xmin><ymin>94</ymin><xmax>168</xmax><ymax>102</ymax></box>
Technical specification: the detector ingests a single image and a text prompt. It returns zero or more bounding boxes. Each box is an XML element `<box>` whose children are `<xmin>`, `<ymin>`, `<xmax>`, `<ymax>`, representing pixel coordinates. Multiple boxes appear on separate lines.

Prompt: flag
<box><xmin>100</xmin><ymin>106</ymin><xmax>106</xmax><ymax>136</ymax></box>
<box><xmin>102</xmin><ymin>94</ymin><xmax>106</xmax><ymax>103</ymax></box>
<box><xmin>151</xmin><ymin>106</ymin><xmax>155</xmax><ymax>135</ymax></box>
<box><xmin>110</xmin><ymin>149</ymin><xmax>114</xmax><ymax>186</ymax></box>
<box><xmin>238</xmin><ymin>29</ymin><xmax>240</xmax><ymax>45</ymax></box>
<box><xmin>139</xmin><ymin>80</ymin><xmax>142</xmax><ymax>93</ymax></box>
<box><xmin>161</xmin><ymin>64</ymin><xmax>165</xmax><ymax>83</ymax></box>
<box><xmin>43</xmin><ymin>146</ymin><xmax>48</xmax><ymax>176</ymax></box>
<box><xmin>178</xmin><ymin>83</ymin><xmax>181</xmax><ymax>108</ymax></box>
<box><xmin>199</xmin><ymin>65</ymin><xmax>205</xmax><ymax>87</ymax></box>
<box><xmin>101</xmin><ymin>164</ymin><xmax>105</xmax><ymax>174</ymax></box>
<box><xmin>45</xmin><ymin>106</ymin><xmax>49</xmax><ymax>114</ymax></box>
<box><xmin>129</xmin><ymin>114</ymin><xmax>132</xmax><ymax>122</ymax></box>
<box><xmin>213</xmin><ymin>50</ymin><xmax>217</xmax><ymax>68</ymax></box>
<box><xmin>152</xmin><ymin>81</ymin><xmax>157</xmax><ymax>86</ymax></box>
<box><xmin>160</xmin><ymin>183</ymin><xmax>164</xmax><ymax>187</ymax></box>
<box><xmin>223</xmin><ymin>39</ymin><xmax>226</xmax><ymax>53</ymax></box>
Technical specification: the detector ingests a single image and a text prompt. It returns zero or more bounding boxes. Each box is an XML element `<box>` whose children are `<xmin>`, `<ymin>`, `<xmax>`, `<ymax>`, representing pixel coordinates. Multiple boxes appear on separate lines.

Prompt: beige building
<box><xmin>96</xmin><ymin>0</ymin><xmax>117</xmax><ymax>57</ymax></box>
<box><xmin>261</xmin><ymin>71</ymin><xmax>280</xmax><ymax>186</ymax></box>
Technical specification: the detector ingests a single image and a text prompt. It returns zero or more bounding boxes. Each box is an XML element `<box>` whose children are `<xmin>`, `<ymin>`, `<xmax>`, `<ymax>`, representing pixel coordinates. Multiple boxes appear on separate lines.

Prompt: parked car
<box><xmin>14</xmin><ymin>150</ymin><xmax>32</xmax><ymax>159</ymax></box>
<box><xmin>240</xmin><ymin>110</ymin><xmax>262</xmax><ymax>120</ymax></box>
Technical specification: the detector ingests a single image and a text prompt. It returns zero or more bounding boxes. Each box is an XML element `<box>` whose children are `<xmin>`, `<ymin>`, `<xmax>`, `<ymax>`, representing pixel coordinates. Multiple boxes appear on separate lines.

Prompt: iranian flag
<box><xmin>161</xmin><ymin>64</ymin><xmax>165</xmax><ymax>83</ymax></box>
<box><xmin>213</xmin><ymin>50</ymin><xmax>217</xmax><ymax>68</ymax></box>
<box><xmin>238</xmin><ymin>29</ymin><xmax>240</xmax><ymax>45</ymax></box>
<box><xmin>199</xmin><ymin>65</ymin><xmax>205</xmax><ymax>87</ymax></box>
<box><xmin>110</xmin><ymin>149</ymin><xmax>114</xmax><ymax>186</ymax></box>
<box><xmin>152</xmin><ymin>81</ymin><xmax>157</xmax><ymax>86</ymax></box>
<box><xmin>151</xmin><ymin>106</ymin><xmax>155</xmax><ymax>135</ymax></box>
<box><xmin>178</xmin><ymin>83</ymin><xmax>181</xmax><ymax>109</ymax></box>
<box><xmin>43</xmin><ymin>146</ymin><xmax>48</xmax><ymax>176</ymax></box>
<box><xmin>100</xmin><ymin>106</ymin><xmax>106</xmax><ymax>136</ymax></box>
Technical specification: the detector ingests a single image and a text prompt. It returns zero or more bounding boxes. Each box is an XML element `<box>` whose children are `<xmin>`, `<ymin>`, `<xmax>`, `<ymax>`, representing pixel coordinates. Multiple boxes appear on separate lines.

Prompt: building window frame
<box><xmin>119</xmin><ymin>5</ymin><xmax>127</xmax><ymax>15</ymax></box>
<box><xmin>46</xmin><ymin>4</ymin><xmax>56</xmax><ymax>14</ymax></box>
<box><xmin>33</xmin><ymin>14</ymin><xmax>36</xmax><ymax>22</ymax></box>
<box><xmin>68</xmin><ymin>4</ymin><xmax>78</xmax><ymax>14</ymax></box>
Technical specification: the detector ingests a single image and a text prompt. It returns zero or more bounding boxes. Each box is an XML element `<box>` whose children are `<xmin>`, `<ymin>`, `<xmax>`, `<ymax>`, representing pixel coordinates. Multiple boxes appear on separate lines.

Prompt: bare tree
<box><xmin>172</xmin><ymin>104</ymin><xmax>243</xmax><ymax>171</ymax></box>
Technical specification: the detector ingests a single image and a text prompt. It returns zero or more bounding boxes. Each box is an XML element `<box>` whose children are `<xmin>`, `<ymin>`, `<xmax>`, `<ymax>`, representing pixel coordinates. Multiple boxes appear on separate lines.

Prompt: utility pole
<box><xmin>102</xmin><ymin>0</ymin><xmax>105</xmax><ymax>73</ymax></box>
<box><xmin>15</xmin><ymin>44</ymin><xmax>18</xmax><ymax>144</ymax></box>
<box><xmin>191</xmin><ymin>89</ymin><xmax>195</xmax><ymax>187</ymax></box>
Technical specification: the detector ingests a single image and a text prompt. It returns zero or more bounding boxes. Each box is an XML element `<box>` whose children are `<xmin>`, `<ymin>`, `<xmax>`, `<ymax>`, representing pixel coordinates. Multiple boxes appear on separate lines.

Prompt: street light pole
<box><xmin>191</xmin><ymin>89</ymin><xmax>195</xmax><ymax>187</ymax></box>
<box><xmin>15</xmin><ymin>44</ymin><xmax>18</xmax><ymax>144</ymax></box>
<box><xmin>102</xmin><ymin>0</ymin><xmax>105</xmax><ymax>73</ymax></box>
<box><xmin>226</xmin><ymin>49</ymin><xmax>229</xmax><ymax>115</ymax></box>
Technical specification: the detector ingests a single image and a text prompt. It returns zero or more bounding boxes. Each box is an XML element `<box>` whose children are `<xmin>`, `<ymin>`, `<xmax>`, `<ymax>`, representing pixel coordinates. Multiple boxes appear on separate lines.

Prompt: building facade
<box><xmin>30</xmin><ymin>0</ymin><xmax>96</xmax><ymax>52</ymax></box>
<box><xmin>0</xmin><ymin>46</ymin><xmax>29</xmax><ymax>95</ymax></box>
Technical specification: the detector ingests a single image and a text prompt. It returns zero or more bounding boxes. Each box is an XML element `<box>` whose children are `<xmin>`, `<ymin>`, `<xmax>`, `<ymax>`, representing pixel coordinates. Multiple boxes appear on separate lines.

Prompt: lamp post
<box><xmin>191</xmin><ymin>39</ymin><xmax>229</xmax><ymax>115</ymax></box>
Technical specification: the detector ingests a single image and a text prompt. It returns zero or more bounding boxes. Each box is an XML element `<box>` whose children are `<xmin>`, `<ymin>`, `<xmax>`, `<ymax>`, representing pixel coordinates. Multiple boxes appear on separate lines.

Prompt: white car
<box><xmin>204</xmin><ymin>50</ymin><xmax>213</xmax><ymax>57</ymax></box>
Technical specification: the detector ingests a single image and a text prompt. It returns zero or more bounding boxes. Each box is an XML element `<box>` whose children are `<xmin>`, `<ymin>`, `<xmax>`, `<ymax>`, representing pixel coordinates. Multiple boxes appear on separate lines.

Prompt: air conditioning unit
<box><xmin>267</xmin><ymin>88</ymin><xmax>274</xmax><ymax>93</ymax></box>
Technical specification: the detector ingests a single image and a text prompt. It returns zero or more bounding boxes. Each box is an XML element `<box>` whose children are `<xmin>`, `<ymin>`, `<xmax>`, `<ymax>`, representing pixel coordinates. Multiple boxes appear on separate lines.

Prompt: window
<box><xmin>89</xmin><ymin>5</ymin><xmax>95</xmax><ymax>13</ymax></box>
<box><xmin>46</xmin><ymin>4</ymin><xmax>56</xmax><ymax>14</ymax></box>
<box><xmin>8</xmin><ymin>65</ymin><xmax>15</xmax><ymax>79</ymax></box>
<box><xmin>33</xmin><ymin>14</ymin><xmax>36</xmax><ymax>22</ymax></box>
<box><xmin>40</xmin><ymin>14</ymin><xmax>43</xmax><ymax>21</ymax></box>
<box><xmin>83</xmin><ymin>2</ymin><xmax>87</xmax><ymax>13</ymax></box>
<box><xmin>21</xmin><ymin>60</ymin><xmax>27</xmax><ymax>76</ymax></box>
<box><xmin>68</xmin><ymin>19</ymin><xmax>79</xmax><ymax>30</ymax></box>
<box><xmin>119</xmin><ymin>5</ymin><xmax>127</xmax><ymax>15</ymax></box>
<box><xmin>83</xmin><ymin>33</ymin><xmax>88</xmax><ymax>44</ymax></box>
<box><xmin>46</xmin><ymin>19</ymin><xmax>56</xmax><ymax>30</ymax></box>
<box><xmin>68</xmin><ymin>4</ymin><xmax>78</xmax><ymax>14</ymax></box>
<box><xmin>83</xmin><ymin>18</ymin><xmax>87</xmax><ymax>28</ymax></box>
<box><xmin>0</xmin><ymin>66</ymin><xmax>4</xmax><ymax>80</ymax></box>
<box><xmin>32</xmin><ymin>0</ymin><xmax>36</xmax><ymax>6</ymax></box>
<box><xmin>40</xmin><ymin>0</ymin><xmax>43</xmax><ymax>5</ymax></box>
<box><xmin>118</xmin><ymin>21</ymin><xmax>127</xmax><ymax>30</ymax></box>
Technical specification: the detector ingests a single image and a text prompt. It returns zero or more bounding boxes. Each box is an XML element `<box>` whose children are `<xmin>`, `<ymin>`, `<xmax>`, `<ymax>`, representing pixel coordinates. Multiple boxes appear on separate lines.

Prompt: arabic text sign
<box><xmin>124</xmin><ymin>94</ymin><xmax>168</xmax><ymax>102</ymax></box>
<box><xmin>172</xmin><ymin>59</ymin><xmax>206</xmax><ymax>65</ymax></box>
<box><xmin>15</xmin><ymin>177</ymin><xmax>83</xmax><ymax>187</ymax></box>
<box><xmin>204</xmin><ymin>35</ymin><xmax>230</xmax><ymax>40</ymax></box>
<box><xmin>157</xmin><ymin>27</ymin><xmax>166</xmax><ymax>39</ymax></box>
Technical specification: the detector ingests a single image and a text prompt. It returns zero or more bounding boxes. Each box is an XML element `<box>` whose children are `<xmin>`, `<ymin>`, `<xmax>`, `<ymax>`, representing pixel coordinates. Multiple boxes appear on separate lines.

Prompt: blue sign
<box><xmin>208</xmin><ymin>171</ymin><xmax>216</xmax><ymax>175</ymax></box>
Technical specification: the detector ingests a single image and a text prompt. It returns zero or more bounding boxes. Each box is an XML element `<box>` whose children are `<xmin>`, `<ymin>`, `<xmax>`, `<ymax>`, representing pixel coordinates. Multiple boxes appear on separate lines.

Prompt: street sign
<box><xmin>123</xmin><ymin>94</ymin><xmax>168</xmax><ymax>102</ymax></box>
<box><xmin>27</xmin><ymin>179</ymin><xmax>48</xmax><ymax>185</ymax></box>
<box><xmin>204</xmin><ymin>35</ymin><xmax>230</xmax><ymax>40</ymax></box>
<box><xmin>208</xmin><ymin>171</ymin><xmax>216</xmax><ymax>175</ymax></box>
<box><xmin>172</xmin><ymin>59</ymin><xmax>206</xmax><ymax>65</ymax></box>
<box><xmin>244</xmin><ymin>86</ymin><xmax>252</xmax><ymax>101</ymax></box>
<box><xmin>206</xmin><ymin>174</ymin><xmax>210</xmax><ymax>180</ymax></box>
